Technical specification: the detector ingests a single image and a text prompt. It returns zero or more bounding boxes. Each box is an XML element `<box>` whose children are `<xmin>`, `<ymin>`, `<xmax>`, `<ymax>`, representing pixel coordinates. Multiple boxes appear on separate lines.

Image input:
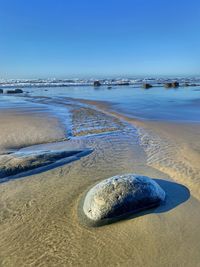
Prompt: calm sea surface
<box><xmin>1</xmin><ymin>85</ymin><xmax>200</xmax><ymax>122</ymax></box>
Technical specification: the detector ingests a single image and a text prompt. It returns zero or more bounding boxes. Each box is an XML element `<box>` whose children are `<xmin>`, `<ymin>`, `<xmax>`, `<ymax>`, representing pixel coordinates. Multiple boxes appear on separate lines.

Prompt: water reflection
<box><xmin>1</xmin><ymin>85</ymin><xmax>200</xmax><ymax>122</ymax></box>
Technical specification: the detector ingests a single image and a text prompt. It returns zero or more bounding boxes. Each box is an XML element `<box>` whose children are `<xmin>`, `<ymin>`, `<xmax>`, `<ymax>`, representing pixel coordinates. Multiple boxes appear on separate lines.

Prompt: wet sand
<box><xmin>0</xmin><ymin>108</ymin><xmax>67</xmax><ymax>153</ymax></box>
<box><xmin>137</xmin><ymin>121</ymin><xmax>200</xmax><ymax>201</ymax></box>
<box><xmin>77</xmin><ymin>98</ymin><xmax>200</xmax><ymax>199</ymax></box>
<box><xmin>0</xmin><ymin>97</ymin><xmax>200</xmax><ymax>266</ymax></box>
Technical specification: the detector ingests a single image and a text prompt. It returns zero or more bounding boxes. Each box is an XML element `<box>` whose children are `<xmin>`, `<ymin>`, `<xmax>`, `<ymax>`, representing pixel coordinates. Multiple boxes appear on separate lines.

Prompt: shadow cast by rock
<box><xmin>116</xmin><ymin>179</ymin><xmax>190</xmax><ymax>225</ymax></box>
<box><xmin>153</xmin><ymin>178</ymin><xmax>190</xmax><ymax>213</ymax></box>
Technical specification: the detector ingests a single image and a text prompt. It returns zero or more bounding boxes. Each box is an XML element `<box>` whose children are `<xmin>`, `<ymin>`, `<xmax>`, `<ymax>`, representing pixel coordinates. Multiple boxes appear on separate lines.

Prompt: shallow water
<box><xmin>24</xmin><ymin>85</ymin><xmax>200</xmax><ymax>200</ymax></box>
<box><xmin>1</xmin><ymin>85</ymin><xmax>200</xmax><ymax>185</ymax></box>
<box><xmin>0</xmin><ymin>85</ymin><xmax>200</xmax><ymax>266</ymax></box>
<box><xmin>1</xmin><ymin>85</ymin><xmax>200</xmax><ymax>193</ymax></box>
<box><xmin>2</xmin><ymin>84</ymin><xmax>200</xmax><ymax>122</ymax></box>
<box><xmin>25</xmin><ymin>85</ymin><xmax>200</xmax><ymax>122</ymax></box>
<box><xmin>0</xmin><ymin>106</ymin><xmax>199</xmax><ymax>266</ymax></box>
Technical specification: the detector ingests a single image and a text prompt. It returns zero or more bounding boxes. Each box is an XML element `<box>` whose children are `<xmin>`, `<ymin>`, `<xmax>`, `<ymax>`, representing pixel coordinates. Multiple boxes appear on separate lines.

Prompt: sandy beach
<box><xmin>0</xmin><ymin>93</ymin><xmax>200</xmax><ymax>267</ymax></box>
<box><xmin>1</xmin><ymin>0</ymin><xmax>200</xmax><ymax>265</ymax></box>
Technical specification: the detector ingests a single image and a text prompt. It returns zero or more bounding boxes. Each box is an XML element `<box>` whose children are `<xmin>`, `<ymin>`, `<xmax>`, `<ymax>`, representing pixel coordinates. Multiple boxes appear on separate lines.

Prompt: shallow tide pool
<box><xmin>25</xmin><ymin>85</ymin><xmax>200</xmax><ymax>122</ymax></box>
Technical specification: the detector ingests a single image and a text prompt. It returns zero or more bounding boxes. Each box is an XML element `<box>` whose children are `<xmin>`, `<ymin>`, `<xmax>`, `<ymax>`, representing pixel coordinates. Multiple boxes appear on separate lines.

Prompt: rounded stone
<box><xmin>83</xmin><ymin>174</ymin><xmax>165</xmax><ymax>224</ymax></box>
<box><xmin>6</xmin><ymin>89</ymin><xmax>23</xmax><ymax>94</ymax></box>
<box><xmin>93</xmin><ymin>80</ymin><xmax>101</xmax><ymax>86</ymax></box>
<box><xmin>142</xmin><ymin>83</ymin><xmax>153</xmax><ymax>89</ymax></box>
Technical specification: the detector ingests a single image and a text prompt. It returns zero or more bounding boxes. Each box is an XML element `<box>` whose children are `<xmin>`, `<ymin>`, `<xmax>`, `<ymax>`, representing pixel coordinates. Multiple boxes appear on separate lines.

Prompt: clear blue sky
<box><xmin>0</xmin><ymin>0</ymin><xmax>200</xmax><ymax>78</ymax></box>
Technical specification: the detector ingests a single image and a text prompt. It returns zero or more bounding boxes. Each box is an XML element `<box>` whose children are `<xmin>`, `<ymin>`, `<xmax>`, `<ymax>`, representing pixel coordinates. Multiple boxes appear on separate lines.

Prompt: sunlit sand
<box><xmin>0</xmin><ymin>90</ymin><xmax>200</xmax><ymax>266</ymax></box>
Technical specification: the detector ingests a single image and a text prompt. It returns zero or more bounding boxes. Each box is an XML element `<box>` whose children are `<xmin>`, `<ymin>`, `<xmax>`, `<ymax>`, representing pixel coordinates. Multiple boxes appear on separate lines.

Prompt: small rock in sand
<box><xmin>0</xmin><ymin>89</ymin><xmax>3</xmax><ymax>94</ymax></box>
<box><xmin>6</xmin><ymin>89</ymin><xmax>23</xmax><ymax>94</ymax></box>
<box><xmin>142</xmin><ymin>83</ymin><xmax>153</xmax><ymax>89</ymax></box>
<box><xmin>94</xmin><ymin>81</ymin><xmax>101</xmax><ymax>86</ymax></box>
<box><xmin>83</xmin><ymin>174</ymin><xmax>165</xmax><ymax>224</ymax></box>
<box><xmin>164</xmin><ymin>82</ymin><xmax>179</xmax><ymax>88</ymax></box>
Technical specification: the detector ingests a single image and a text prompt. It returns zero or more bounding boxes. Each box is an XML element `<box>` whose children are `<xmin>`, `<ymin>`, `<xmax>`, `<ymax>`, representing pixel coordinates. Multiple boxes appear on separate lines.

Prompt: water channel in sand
<box><xmin>0</xmin><ymin>86</ymin><xmax>200</xmax><ymax>266</ymax></box>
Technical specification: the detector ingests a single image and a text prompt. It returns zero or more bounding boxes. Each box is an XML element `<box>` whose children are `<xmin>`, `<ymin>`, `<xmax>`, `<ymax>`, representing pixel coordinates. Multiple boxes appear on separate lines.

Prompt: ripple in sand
<box><xmin>138</xmin><ymin>126</ymin><xmax>200</xmax><ymax>200</ymax></box>
<box><xmin>72</xmin><ymin>107</ymin><xmax>124</xmax><ymax>136</ymax></box>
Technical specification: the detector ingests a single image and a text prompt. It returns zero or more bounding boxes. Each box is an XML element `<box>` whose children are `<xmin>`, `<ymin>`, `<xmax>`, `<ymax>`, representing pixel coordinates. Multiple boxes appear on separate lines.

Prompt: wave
<box><xmin>1</xmin><ymin>77</ymin><xmax>200</xmax><ymax>88</ymax></box>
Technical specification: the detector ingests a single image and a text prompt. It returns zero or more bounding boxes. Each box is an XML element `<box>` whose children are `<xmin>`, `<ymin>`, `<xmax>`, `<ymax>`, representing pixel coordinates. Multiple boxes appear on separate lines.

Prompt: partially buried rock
<box><xmin>142</xmin><ymin>83</ymin><xmax>153</xmax><ymax>89</ymax></box>
<box><xmin>116</xmin><ymin>81</ymin><xmax>130</xmax><ymax>86</ymax></box>
<box><xmin>164</xmin><ymin>83</ymin><xmax>173</xmax><ymax>88</ymax></box>
<box><xmin>7</xmin><ymin>89</ymin><xmax>23</xmax><ymax>94</ymax></box>
<box><xmin>172</xmin><ymin>81</ymin><xmax>179</xmax><ymax>88</ymax></box>
<box><xmin>83</xmin><ymin>174</ymin><xmax>165</xmax><ymax>225</ymax></box>
<box><xmin>94</xmin><ymin>80</ymin><xmax>101</xmax><ymax>87</ymax></box>
<box><xmin>0</xmin><ymin>89</ymin><xmax>3</xmax><ymax>94</ymax></box>
<box><xmin>164</xmin><ymin>82</ymin><xmax>179</xmax><ymax>88</ymax></box>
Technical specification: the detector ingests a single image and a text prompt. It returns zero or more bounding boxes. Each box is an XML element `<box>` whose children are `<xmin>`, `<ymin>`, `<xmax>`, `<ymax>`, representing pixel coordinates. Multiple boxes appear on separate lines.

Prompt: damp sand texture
<box><xmin>0</xmin><ymin>100</ymin><xmax>200</xmax><ymax>267</ymax></box>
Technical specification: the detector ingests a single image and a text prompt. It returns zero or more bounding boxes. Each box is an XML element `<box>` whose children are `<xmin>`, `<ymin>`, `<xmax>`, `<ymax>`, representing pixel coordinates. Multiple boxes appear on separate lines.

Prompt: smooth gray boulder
<box><xmin>83</xmin><ymin>174</ymin><xmax>165</xmax><ymax>224</ymax></box>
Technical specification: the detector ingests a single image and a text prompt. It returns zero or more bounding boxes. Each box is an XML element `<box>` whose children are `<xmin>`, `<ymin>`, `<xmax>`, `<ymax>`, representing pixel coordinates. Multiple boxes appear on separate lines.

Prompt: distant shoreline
<box><xmin>0</xmin><ymin>77</ymin><xmax>200</xmax><ymax>88</ymax></box>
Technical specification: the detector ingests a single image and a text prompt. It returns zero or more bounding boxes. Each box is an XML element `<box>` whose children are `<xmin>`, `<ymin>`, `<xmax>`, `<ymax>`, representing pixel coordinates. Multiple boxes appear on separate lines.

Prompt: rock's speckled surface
<box><xmin>83</xmin><ymin>174</ymin><xmax>165</xmax><ymax>224</ymax></box>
